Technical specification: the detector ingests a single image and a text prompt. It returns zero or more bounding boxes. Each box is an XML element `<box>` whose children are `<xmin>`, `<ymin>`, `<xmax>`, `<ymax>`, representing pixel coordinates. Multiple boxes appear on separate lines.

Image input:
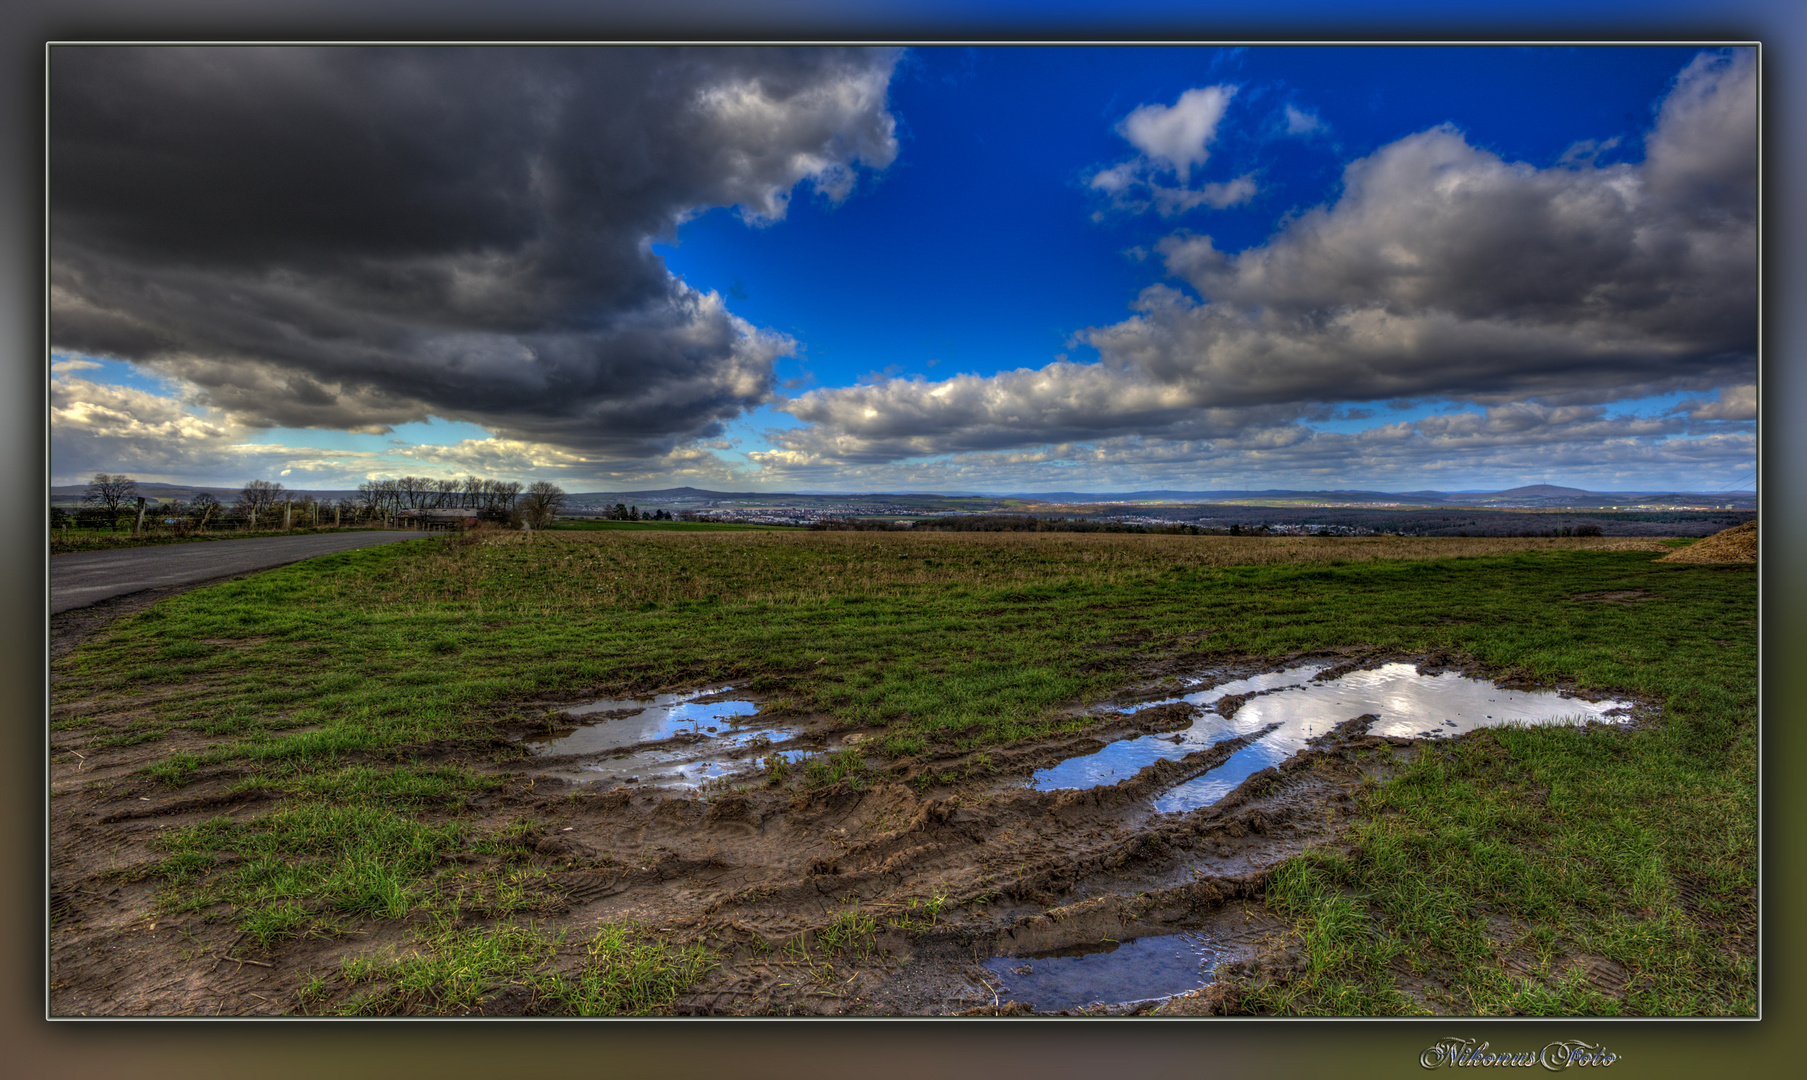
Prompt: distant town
<box><xmin>52</xmin><ymin>480</ymin><xmax>1755</xmax><ymax>539</ymax></box>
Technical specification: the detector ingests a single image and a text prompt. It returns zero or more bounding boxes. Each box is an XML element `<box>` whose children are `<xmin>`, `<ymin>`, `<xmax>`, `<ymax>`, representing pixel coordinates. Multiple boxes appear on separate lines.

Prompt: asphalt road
<box><xmin>50</xmin><ymin>531</ymin><xmax>424</xmax><ymax>614</ymax></box>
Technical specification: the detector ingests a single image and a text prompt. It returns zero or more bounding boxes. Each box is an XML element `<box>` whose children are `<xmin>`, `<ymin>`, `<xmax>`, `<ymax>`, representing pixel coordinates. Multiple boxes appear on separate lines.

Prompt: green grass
<box><xmin>56</xmin><ymin>529</ymin><xmax>1754</xmax><ymax>1014</ymax></box>
<box><xmin>144</xmin><ymin>799</ymin><xmax>469</xmax><ymax>944</ymax></box>
<box><xmin>50</xmin><ymin>524</ymin><xmax>391</xmax><ymax>555</ymax></box>
<box><xmin>59</xmin><ymin>531</ymin><xmax>1747</xmax><ymax>763</ymax></box>
<box><xmin>332</xmin><ymin>919</ymin><xmax>557</xmax><ymax>1015</ymax></box>
<box><xmin>320</xmin><ymin>919</ymin><xmax>716</xmax><ymax>1016</ymax></box>
<box><xmin>135</xmin><ymin>768</ymin><xmax>532</xmax><ymax>948</ymax></box>
<box><xmin>539</xmin><ymin>924</ymin><xmax>718</xmax><ymax>1016</ymax></box>
<box><xmin>815</xmin><ymin>905</ymin><xmax>880</xmax><ymax>958</ymax></box>
<box><xmin>1229</xmin><ymin>720</ymin><xmax>1753</xmax><ymax>1015</ymax></box>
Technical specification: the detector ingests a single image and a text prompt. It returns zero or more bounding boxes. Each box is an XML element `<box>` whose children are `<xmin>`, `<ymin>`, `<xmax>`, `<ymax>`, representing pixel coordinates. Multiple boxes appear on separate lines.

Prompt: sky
<box><xmin>49</xmin><ymin>44</ymin><xmax>1757</xmax><ymax>495</ymax></box>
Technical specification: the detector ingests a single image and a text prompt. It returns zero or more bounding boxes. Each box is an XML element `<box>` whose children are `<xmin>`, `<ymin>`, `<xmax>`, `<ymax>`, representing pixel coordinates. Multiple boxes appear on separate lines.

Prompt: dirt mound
<box><xmin>1658</xmin><ymin>520</ymin><xmax>1757</xmax><ymax>563</ymax></box>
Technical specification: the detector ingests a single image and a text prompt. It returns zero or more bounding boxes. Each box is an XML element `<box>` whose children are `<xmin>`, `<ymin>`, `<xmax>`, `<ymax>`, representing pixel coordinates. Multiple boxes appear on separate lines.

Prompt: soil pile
<box><xmin>1658</xmin><ymin>520</ymin><xmax>1757</xmax><ymax>563</ymax></box>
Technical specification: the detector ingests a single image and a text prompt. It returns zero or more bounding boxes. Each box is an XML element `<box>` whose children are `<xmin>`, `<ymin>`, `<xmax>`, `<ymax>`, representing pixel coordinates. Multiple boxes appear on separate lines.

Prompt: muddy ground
<box><xmin>49</xmin><ymin>601</ymin><xmax>1647</xmax><ymax>1017</ymax></box>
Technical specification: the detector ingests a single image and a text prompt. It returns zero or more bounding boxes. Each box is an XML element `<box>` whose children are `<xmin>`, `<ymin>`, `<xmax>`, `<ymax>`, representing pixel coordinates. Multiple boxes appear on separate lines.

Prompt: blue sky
<box><xmin>50</xmin><ymin>44</ymin><xmax>1755</xmax><ymax>493</ymax></box>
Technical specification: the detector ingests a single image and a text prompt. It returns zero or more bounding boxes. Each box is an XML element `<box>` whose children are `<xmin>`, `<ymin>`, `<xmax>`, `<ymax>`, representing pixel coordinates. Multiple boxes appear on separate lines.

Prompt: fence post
<box><xmin>133</xmin><ymin>497</ymin><xmax>146</xmax><ymax>536</ymax></box>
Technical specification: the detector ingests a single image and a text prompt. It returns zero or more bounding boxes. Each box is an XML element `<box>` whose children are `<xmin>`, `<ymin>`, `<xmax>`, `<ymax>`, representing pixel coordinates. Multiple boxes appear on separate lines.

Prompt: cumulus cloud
<box><xmin>750</xmin><ymin>401</ymin><xmax>1750</xmax><ymax>494</ymax></box>
<box><xmin>51</xmin><ymin>46</ymin><xmax>900</xmax><ymax>459</ymax></box>
<box><xmin>389</xmin><ymin>435</ymin><xmax>755</xmax><ymax>489</ymax></box>
<box><xmin>1120</xmin><ymin>87</ymin><xmax>1236</xmax><ymax>181</ymax></box>
<box><xmin>50</xmin><ymin>364</ymin><xmax>762</xmax><ymax>490</ymax></box>
<box><xmin>53</xmin><ymin>373</ymin><xmax>239</xmax><ymax>451</ymax></box>
<box><xmin>773</xmin><ymin>353</ymin><xmax>1315</xmax><ymax>463</ymax></box>
<box><xmin>781</xmin><ymin>49</ymin><xmax>1755</xmax><ymax>466</ymax></box>
<box><xmin>1088</xmin><ymin>85</ymin><xmax>1256</xmax><ymax>217</ymax></box>
<box><xmin>50</xmin><ymin>369</ymin><xmax>372</xmax><ymax>484</ymax></box>
<box><xmin>1670</xmin><ymin>383</ymin><xmax>1756</xmax><ymax>421</ymax></box>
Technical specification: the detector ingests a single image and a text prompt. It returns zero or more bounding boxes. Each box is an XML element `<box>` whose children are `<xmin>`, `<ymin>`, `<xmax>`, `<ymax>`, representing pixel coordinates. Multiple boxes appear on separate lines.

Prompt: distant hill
<box><xmin>49</xmin><ymin>480</ymin><xmax>1755</xmax><ymax>513</ymax></box>
<box><xmin>1489</xmin><ymin>484</ymin><xmax>1597</xmax><ymax>498</ymax></box>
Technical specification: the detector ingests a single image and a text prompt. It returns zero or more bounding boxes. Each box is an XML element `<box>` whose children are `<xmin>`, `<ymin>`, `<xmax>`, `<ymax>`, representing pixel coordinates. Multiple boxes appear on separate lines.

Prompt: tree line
<box><xmin>53</xmin><ymin>473</ymin><xmax>569</xmax><ymax>531</ymax></box>
<box><xmin>902</xmin><ymin>514</ymin><xmax>1207</xmax><ymax>535</ymax></box>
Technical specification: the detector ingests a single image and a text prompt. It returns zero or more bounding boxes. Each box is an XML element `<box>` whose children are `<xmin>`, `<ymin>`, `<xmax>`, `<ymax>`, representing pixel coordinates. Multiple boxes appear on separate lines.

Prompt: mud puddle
<box><xmin>1033</xmin><ymin>662</ymin><xmax>1631</xmax><ymax>813</ymax></box>
<box><xmin>520</xmin><ymin>687</ymin><xmax>801</xmax><ymax>788</ymax></box>
<box><xmin>49</xmin><ymin>653</ymin><xmax>1660</xmax><ymax>1016</ymax></box>
<box><xmin>985</xmin><ymin>932</ymin><xmax>1215</xmax><ymax>1012</ymax></box>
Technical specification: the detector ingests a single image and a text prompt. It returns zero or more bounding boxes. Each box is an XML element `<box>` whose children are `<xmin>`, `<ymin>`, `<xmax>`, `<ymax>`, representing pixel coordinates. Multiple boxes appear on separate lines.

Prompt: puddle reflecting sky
<box><xmin>521</xmin><ymin>688</ymin><xmax>797</xmax><ymax>788</ymax></box>
<box><xmin>1031</xmin><ymin>663</ymin><xmax>1631</xmax><ymax>813</ymax></box>
<box><xmin>528</xmin><ymin>688</ymin><xmax>760</xmax><ymax>756</ymax></box>
<box><xmin>984</xmin><ymin>933</ymin><xmax>1214</xmax><ymax>1011</ymax></box>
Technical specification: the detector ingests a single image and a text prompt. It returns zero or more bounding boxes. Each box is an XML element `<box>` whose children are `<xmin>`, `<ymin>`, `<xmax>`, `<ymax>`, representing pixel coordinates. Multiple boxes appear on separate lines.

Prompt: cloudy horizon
<box><xmin>50</xmin><ymin>45</ymin><xmax>1757</xmax><ymax>496</ymax></box>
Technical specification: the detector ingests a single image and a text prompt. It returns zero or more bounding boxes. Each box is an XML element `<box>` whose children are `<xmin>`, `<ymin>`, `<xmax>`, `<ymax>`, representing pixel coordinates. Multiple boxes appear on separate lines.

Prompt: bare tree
<box><xmin>357</xmin><ymin>479</ymin><xmax>401</xmax><ymax>517</ymax></box>
<box><xmin>399</xmin><ymin>476</ymin><xmax>431</xmax><ymax>510</ymax></box>
<box><xmin>83</xmin><ymin>473</ymin><xmax>138</xmax><ymax>528</ymax></box>
<box><xmin>236</xmin><ymin>479</ymin><xmax>284</xmax><ymax>526</ymax></box>
<box><xmin>189</xmin><ymin>493</ymin><xmax>220</xmax><ymax>528</ymax></box>
<box><xmin>520</xmin><ymin>481</ymin><xmax>567</xmax><ymax>528</ymax></box>
<box><xmin>352</xmin><ymin>474</ymin><xmax>524</xmax><ymax>523</ymax></box>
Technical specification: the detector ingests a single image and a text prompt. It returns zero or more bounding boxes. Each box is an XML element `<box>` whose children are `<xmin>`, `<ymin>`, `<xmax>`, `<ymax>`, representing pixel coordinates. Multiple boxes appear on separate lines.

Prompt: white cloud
<box><xmin>1643</xmin><ymin>50</ymin><xmax>1758</xmax><ymax>220</ymax></box>
<box><xmin>1088</xmin><ymin>85</ymin><xmax>1255</xmax><ymax>217</ymax></box>
<box><xmin>1119</xmin><ymin>86</ymin><xmax>1237</xmax><ymax>182</ymax></box>
<box><xmin>1152</xmin><ymin>175</ymin><xmax>1258</xmax><ymax>215</ymax></box>
<box><xmin>50</xmin><ymin>363</ymin><xmax>770</xmax><ymax>491</ymax></box>
<box><xmin>51</xmin><ymin>370</ymin><xmax>379</xmax><ymax>485</ymax></box>
<box><xmin>1283</xmin><ymin>104</ymin><xmax>1325</xmax><ymax>137</ymax></box>
<box><xmin>783</xmin><ymin>50</ymin><xmax>1755</xmax><ymax>468</ymax></box>
<box><xmin>696</xmin><ymin>55</ymin><xmax>900</xmax><ymax>221</ymax></box>
<box><xmin>748</xmin><ymin>401</ymin><xmax>1750</xmax><ymax>494</ymax></box>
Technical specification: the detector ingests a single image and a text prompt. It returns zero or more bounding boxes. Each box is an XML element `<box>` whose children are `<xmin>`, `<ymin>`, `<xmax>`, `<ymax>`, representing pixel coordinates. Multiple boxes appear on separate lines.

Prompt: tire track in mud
<box><xmin>46</xmin><ymin>695</ymin><xmax>1396</xmax><ymax>1015</ymax></box>
<box><xmin>498</xmin><ymin>715</ymin><xmax>1405</xmax><ymax>1015</ymax></box>
<box><xmin>51</xmin><ymin>648</ymin><xmax>1663</xmax><ymax>1016</ymax></box>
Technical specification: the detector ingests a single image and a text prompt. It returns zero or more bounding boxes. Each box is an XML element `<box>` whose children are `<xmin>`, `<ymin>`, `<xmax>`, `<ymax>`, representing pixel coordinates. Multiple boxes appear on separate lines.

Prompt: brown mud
<box><xmin>49</xmin><ymin>638</ymin><xmax>1653</xmax><ymax>1017</ymax></box>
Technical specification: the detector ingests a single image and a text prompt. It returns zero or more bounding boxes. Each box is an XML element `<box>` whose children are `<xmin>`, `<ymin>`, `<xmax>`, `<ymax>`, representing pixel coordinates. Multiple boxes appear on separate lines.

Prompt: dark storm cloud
<box><xmin>776</xmin><ymin>49</ymin><xmax>1754</xmax><ymax>465</ymax></box>
<box><xmin>51</xmin><ymin>45</ymin><xmax>899</xmax><ymax>455</ymax></box>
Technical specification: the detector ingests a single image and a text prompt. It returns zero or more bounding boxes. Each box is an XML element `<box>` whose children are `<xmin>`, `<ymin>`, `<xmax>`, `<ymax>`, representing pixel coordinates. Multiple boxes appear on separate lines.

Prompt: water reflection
<box><xmin>522</xmin><ymin>687</ymin><xmax>797</xmax><ymax>788</ymax></box>
<box><xmin>1030</xmin><ymin>663</ymin><xmax>1631</xmax><ymax>813</ymax></box>
<box><xmin>984</xmin><ymin>933</ymin><xmax>1215</xmax><ymax>1011</ymax></box>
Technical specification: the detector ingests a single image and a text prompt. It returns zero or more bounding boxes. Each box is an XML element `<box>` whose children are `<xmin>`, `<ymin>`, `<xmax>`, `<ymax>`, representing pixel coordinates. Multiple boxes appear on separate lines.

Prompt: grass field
<box><xmin>544</xmin><ymin>519</ymin><xmax>788</xmax><ymax>533</ymax></box>
<box><xmin>49</xmin><ymin>523</ymin><xmax>391</xmax><ymax>555</ymax></box>
<box><xmin>50</xmin><ymin>526</ymin><xmax>1756</xmax><ymax>1015</ymax></box>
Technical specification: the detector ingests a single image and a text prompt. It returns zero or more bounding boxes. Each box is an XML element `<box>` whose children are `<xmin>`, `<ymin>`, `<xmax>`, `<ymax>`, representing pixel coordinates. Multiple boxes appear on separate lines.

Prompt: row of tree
<box><xmin>906</xmin><ymin>514</ymin><xmax>1207</xmax><ymax>535</ymax></box>
<box><xmin>605</xmin><ymin>503</ymin><xmax>673</xmax><ymax>521</ymax></box>
<box><xmin>55</xmin><ymin>473</ymin><xmax>570</xmax><ymax>531</ymax></box>
<box><xmin>355</xmin><ymin>476</ymin><xmax>526</xmax><ymax>515</ymax></box>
